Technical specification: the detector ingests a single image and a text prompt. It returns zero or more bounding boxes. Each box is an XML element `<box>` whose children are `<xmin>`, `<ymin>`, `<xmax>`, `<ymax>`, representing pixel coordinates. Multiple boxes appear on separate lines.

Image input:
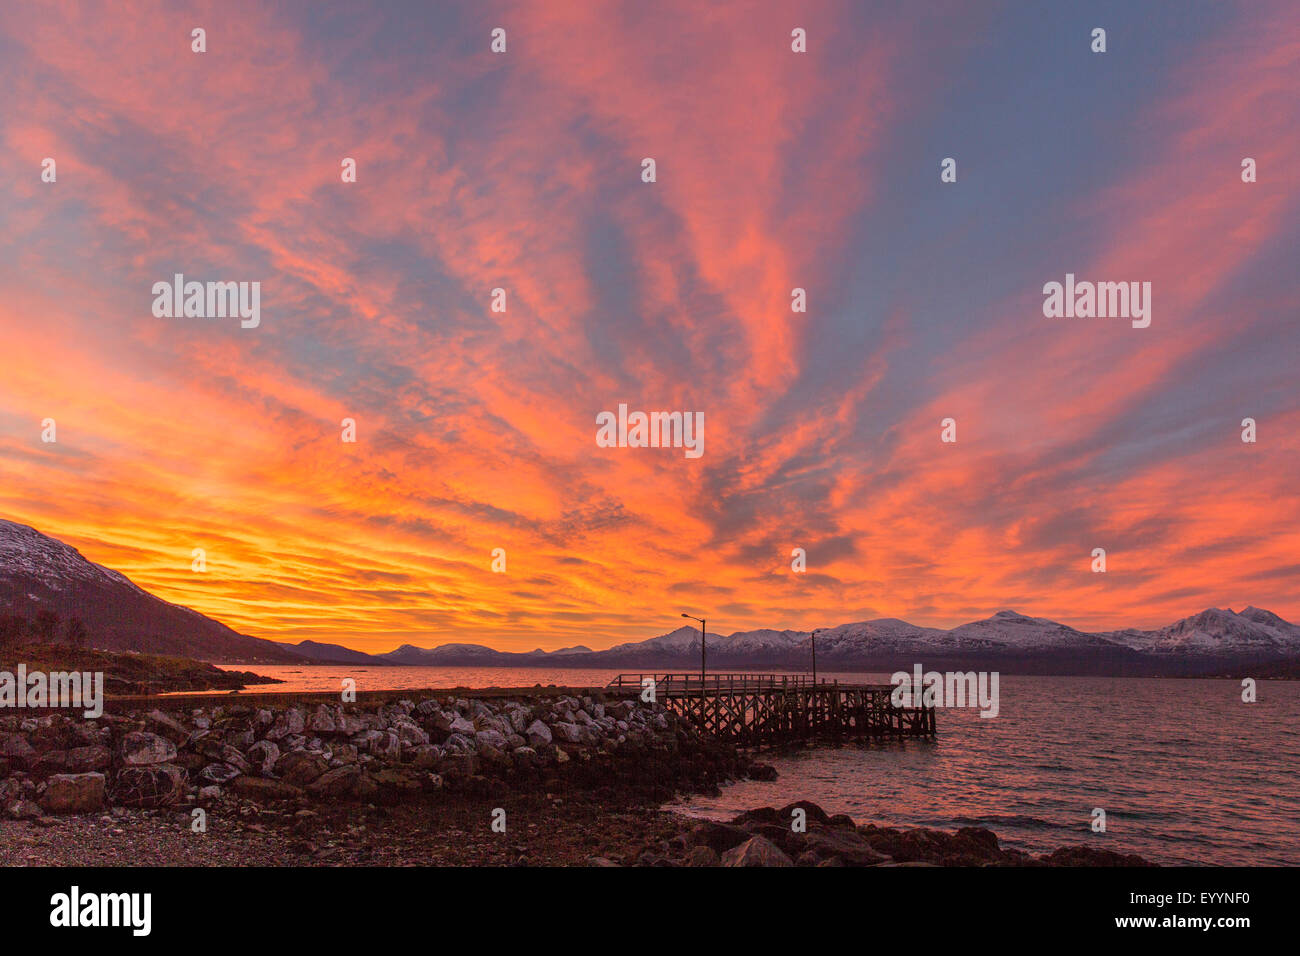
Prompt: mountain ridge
<box><xmin>4</xmin><ymin>518</ymin><xmax>1298</xmax><ymax>676</ymax></box>
<box><xmin>361</xmin><ymin>605</ymin><xmax>1300</xmax><ymax>675</ymax></box>
<box><xmin>0</xmin><ymin>518</ymin><xmax>300</xmax><ymax>662</ymax></box>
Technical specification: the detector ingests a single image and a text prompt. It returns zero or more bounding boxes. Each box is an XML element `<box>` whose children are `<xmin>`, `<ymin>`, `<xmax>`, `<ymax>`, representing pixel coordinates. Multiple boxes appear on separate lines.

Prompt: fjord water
<box><xmin>671</xmin><ymin>674</ymin><xmax>1300</xmax><ymax>866</ymax></box>
<box><xmin>225</xmin><ymin>666</ymin><xmax>1298</xmax><ymax>865</ymax></box>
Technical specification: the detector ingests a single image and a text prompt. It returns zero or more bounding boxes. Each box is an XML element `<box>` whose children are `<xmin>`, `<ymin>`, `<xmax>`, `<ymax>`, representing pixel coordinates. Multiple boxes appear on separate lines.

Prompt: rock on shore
<box><xmin>622</xmin><ymin>799</ymin><xmax>1156</xmax><ymax>867</ymax></box>
<box><xmin>1</xmin><ymin>693</ymin><xmax>747</xmax><ymax>819</ymax></box>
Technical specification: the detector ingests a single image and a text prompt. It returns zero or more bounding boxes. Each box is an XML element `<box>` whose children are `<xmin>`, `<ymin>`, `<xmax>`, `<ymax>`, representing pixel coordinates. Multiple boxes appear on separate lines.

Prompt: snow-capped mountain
<box><xmin>605</xmin><ymin>625</ymin><xmax>703</xmax><ymax>655</ymax></box>
<box><xmin>804</xmin><ymin>611</ymin><xmax>1121</xmax><ymax>661</ymax></box>
<box><xmin>381</xmin><ymin>642</ymin><xmax>512</xmax><ymax>664</ymax></box>
<box><xmin>602</xmin><ymin>626</ymin><xmax>807</xmax><ymax>658</ymax></box>
<box><xmin>6</xmin><ymin>517</ymin><xmax>1299</xmax><ymax>675</ymax></box>
<box><xmin>941</xmin><ymin>610</ymin><xmax>1122</xmax><ymax>651</ymax></box>
<box><xmin>713</xmin><ymin>628</ymin><xmax>808</xmax><ymax>653</ymax></box>
<box><xmin>811</xmin><ymin>618</ymin><xmax>948</xmax><ymax>660</ymax></box>
<box><xmin>1</xmin><ymin>518</ymin><xmax>300</xmax><ymax>662</ymax></box>
<box><xmin>0</xmin><ymin>518</ymin><xmax>149</xmax><ymax>597</ymax></box>
<box><xmin>1101</xmin><ymin>607</ymin><xmax>1300</xmax><ymax>657</ymax></box>
<box><xmin>367</xmin><ymin>607</ymin><xmax>1300</xmax><ymax>674</ymax></box>
<box><xmin>550</xmin><ymin>644</ymin><xmax>594</xmax><ymax>656</ymax></box>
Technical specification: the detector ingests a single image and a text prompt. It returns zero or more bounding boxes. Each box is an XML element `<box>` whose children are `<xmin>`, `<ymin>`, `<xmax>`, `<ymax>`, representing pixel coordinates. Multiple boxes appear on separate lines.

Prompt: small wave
<box><xmin>1110</xmin><ymin>808</ymin><xmax>1180</xmax><ymax>821</ymax></box>
<box><xmin>948</xmin><ymin>813</ymin><xmax>1057</xmax><ymax>830</ymax></box>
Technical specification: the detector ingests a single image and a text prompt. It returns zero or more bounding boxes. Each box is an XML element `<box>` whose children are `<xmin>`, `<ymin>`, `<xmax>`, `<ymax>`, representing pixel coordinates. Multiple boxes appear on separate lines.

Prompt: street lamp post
<box><xmin>681</xmin><ymin>613</ymin><xmax>706</xmax><ymax>695</ymax></box>
<box><xmin>811</xmin><ymin>628</ymin><xmax>824</xmax><ymax>686</ymax></box>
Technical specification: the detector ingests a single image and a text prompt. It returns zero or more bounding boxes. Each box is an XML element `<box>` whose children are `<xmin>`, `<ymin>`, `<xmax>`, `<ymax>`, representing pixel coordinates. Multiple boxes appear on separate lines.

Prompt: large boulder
<box><xmin>306</xmin><ymin>765</ymin><xmax>360</xmax><ymax>799</ymax></box>
<box><xmin>247</xmin><ymin>740</ymin><xmax>281</xmax><ymax>776</ymax></box>
<box><xmin>689</xmin><ymin>821</ymin><xmax>751</xmax><ymax>854</ymax></box>
<box><xmin>473</xmin><ymin>714</ymin><xmax>510</xmax><ymax>737</ymax></box>
<box><xmin>437</xmin><ymin>752</ymin><xmax>479</xmax><ymax>779</ymax></box>
<box><xmin>6</xmin><ymin>799</ymin><xmax>42</xmax><ymax>820</ymax></box>
<box><xmin>275</xmin><ymin>751</ymin><xmax>329</xmax><ymax>786</ymax></box>
<box><xmin>368</xmin><ymin>768</ymin><xmax>425</xmax><ymax>805</ymax></box>
<box><xmin>721</xmin><ymin>836</ymin><xmax>794</xmax><ymax>867</ymax></box>
<box><xmin>65</xmin><ymin>745</ymin><xmax>111</xmax><ymax>773</ymax></box>
<box><xmin>352</xmin><ymin>730</ymin><xmax>399</xmax><ymax>756</ymax></box>
<box><xmin>328</xmin><ymin>743</ymin><xmax>359</xmax><ymax>766</ymax></box>
<box><xmin>858</xmin><ymin>824</ymin><xmax>1006</xmax><ymax>866</ymax></box>
<box><xmin>213</xmin><ymin>745</ymin><xmax>251</xmax><ymax>775</ymax></box>
<box><xmin>31</xmin><ymin>750</ymin><xmax>73</xmax><ymax>777</ymax></box>
<box><xmin>40</xmin><ymin>772</ymin><xmax>107</xmax><ymax>814</ymax></box>
<box><xmin>474</xmin><ymin>729</ymin><xmax>507</xmax><ymax>751</ymax></box>
<box><xmin>506</xmin><ymin>708</ymin><xmax>530</xmax><ymax>734</ymax></box>
<box><xmin>144</xmin><ymin>709</ymin><xmax>189</xmax><ymax>742</ymax></box>
<box><xmin>407</xmin><ymin>744</ymin><xmax>441</xmax><ymax>770</ymax></box>
<box><xmin>685</xmin><ymin>846</ymin><xmax>720</xmax><ymax>867</ymax></box>
<box><xmin>309</xmin><ymin>705</ymin><xmax>337</xmax><ymax>734</ymax></box>
<box><xmin>0</xmin><ymin>733</ymin><xmax>36</xmax><ymax>767</ymax></box>
<box><xmin>551</xmin><ymin>722</ymin><xmax>582</xmax><ymax>744</ymax></box>
<box><xmin>395</xmin><ymin>723</ymin><xmax>430</xmax><ymax>748</ymax></box>
<box><xmin>477</xmin><ymin>742</ymin><xmax>511</xmax><ymax>767</ymax></box>
<box><xmin>231</xmin><ymin>776</ymin><xmax>304</xmax><ymax>802</ymax></box>
<box><xmin>608</xmin><ymin>701</ymin><xmax>634</xmax><ymax>720</ymax></box>
<box><xmin>266</xmin><ymin>709</ymin><xmax>306</xmax><ymax>741</ymax></box>
<box><xmin>525</xmin><ymin>720</ymin><xmax>553</xmax><ymax>746</ymax></box>
<box><xmin>336</xmin><ymin>713</ymin><xmax>366</xmax><ymax>735</ymax></box>
<box><xmin>794</xmin><ymin>827</ymin><xmax>891</xmax><ymax>866</ymax></box>
<box><xmin>119</xmin><ymin>731</ymin><xmax>177</xmax><ymax>766</ymax></box>
<box><xmin>443</xmin><ymin>733</ymin><xmax>474</xmax><ymax>753</ymax></box>
<box><xmin>1037</xmin><ymin>846</ymin><xmax>1156</xmax><ymax>867</ymax></box>
<box><xmin>112</xmin><ymin>763</ymin><xmax>187</xmax><ymax>808</ymax></box>
<box><xmin>198</xmin><ymin>763</ymin><xmax>242</xmax><ymax>786</ymax></box>
<box><xmin>448</xmin><ymin>716</ymin><xmax>476</xmax><ymax>736</ymax></box>
<box><xmin>775</xmin><ymin>801</ymin><xmax>833</xmax><ymax>827</ymax></box>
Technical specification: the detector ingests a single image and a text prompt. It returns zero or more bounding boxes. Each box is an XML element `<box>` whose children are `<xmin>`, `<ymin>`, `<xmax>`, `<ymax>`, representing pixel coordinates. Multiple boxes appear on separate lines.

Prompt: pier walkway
<box><xmin>603</xmin><ymin>672</ymin><xmax>935</xmax><ymax>745</ymax></box>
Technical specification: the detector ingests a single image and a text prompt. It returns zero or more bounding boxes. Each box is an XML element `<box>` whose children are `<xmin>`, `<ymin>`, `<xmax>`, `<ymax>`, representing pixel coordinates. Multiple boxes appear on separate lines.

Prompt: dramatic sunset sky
<box><xmin>1</xmin><ymin>1</ymin><xmax>1297</xmax><ymax>653</ymax></box>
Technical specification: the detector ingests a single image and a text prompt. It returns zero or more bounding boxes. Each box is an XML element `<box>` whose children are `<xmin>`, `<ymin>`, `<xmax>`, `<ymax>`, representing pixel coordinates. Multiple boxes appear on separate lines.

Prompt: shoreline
<box><xmin>212</xmin><ymin>658</ymin><xmax>1300</xmax><ymax>681</ymax></box>
<box><xmin>1</xmin><ymin>643</ymin><xmax>283</xmax><ymax>695</ymax></box>
<box><xmin>1</xmin><ymin>689</ymin><xmax>1155</xmax><ymax>866</ymax></box>
<box><xmin>1</xmin><ymin>794</ymin><xmax>1155</xmax><ymax>868</ymax></box>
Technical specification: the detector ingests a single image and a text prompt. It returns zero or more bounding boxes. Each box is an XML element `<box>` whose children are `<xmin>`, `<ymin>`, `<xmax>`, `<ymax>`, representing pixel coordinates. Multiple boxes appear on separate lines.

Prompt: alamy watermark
<box><xmin>596</xmin><ymin>404</ymin><xmax>704</xmax><ymax>459</ymax></box>
<box><xmin>1042</xmin><ymin>273</ymin><xmax>1151</xmax><ymax>328</ymax></box>
<box><xmin>50</xmin><ymin>886</ymin><xmax>150</xmax><ymax>936</ymax></box>
<box><xmin>891</xmin><ymin>664</ymin><xmax>999</xmax><ymax>718</ymax></box>
<box><xmin>151</xmin><ymin>273</ymin><xmax>260</xmax><ymax>328</ymax></box>
<box><xmin>0</xmin><ymin>665</ymin><xmax>103</xmax><ymax>718</ymax></box>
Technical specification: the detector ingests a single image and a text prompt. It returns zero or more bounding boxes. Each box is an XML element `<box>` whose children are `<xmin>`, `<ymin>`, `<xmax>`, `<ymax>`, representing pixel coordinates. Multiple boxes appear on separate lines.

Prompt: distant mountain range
<box><xmin>366</xmin><ymin>607</ymin><xmax>1300</xmax><ymax>676</ymax></box>
<box><xmin>3</xmin><ymin>518</ymin><xmax>1298</xmax><ymax>676</ymax></box>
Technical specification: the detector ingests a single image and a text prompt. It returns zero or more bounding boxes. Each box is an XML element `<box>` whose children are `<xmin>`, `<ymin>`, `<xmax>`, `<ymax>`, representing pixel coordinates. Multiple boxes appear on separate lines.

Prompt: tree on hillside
<box><xmin>32</xmin><ymin>609</ymin><xmax>60</xmax><ymax>643</ymax></box>
<box><xmin>64</xmin><ymin>616</ymin><xmax>89</xmax><ymax>650</ymax></box>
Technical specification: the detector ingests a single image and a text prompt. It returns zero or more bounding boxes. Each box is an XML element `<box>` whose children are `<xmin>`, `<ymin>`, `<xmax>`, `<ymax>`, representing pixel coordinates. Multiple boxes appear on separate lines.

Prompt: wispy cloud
<box><xmin>1</xmin><ymin>1</ymin><xmax>1296</xmax><ymax>650</ymax></box>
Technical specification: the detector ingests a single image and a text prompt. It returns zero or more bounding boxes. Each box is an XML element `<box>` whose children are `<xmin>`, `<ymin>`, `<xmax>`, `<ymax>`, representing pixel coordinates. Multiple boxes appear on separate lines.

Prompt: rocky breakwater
<box><xmin>1</xmin><ymin>693</ymin><xmax>749</xmax><ymax>819</ymax></box>
<box><xmin>619</xmin><ymin>800</ymin><xmax>1156</xmax><ymax>867</ymax></box>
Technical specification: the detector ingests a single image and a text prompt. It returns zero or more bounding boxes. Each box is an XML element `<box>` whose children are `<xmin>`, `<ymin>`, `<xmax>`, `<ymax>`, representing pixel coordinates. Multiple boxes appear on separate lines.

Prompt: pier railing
<box><xmin>604</xmin><ymin>672</ymin><xmax>823</xmax><ymax>697</ymax></box>
<box><xmin>603</xmin><ymin>671</ymin><xmax>934</xmax><ymax>744</ymax></box>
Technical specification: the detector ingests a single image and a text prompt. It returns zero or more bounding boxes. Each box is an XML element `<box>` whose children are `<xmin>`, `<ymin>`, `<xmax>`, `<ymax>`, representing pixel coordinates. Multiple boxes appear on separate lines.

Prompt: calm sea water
<box><xmin>215</xmin><ymin>664</ymin><xmax>632</xmax><ymax>695</ymax></box>
<box><xmin>220</xmin><ymin>666</ymin><xmax>1299</xmax><ymax>865</ymax></box>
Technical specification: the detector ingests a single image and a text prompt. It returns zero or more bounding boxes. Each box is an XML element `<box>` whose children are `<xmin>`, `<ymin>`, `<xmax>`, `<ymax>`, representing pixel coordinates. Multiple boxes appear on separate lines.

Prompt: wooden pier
<box><xmin>604</xmin><ymin>672</ymin><xmax>935</xmax><ymax>746</ymax></box>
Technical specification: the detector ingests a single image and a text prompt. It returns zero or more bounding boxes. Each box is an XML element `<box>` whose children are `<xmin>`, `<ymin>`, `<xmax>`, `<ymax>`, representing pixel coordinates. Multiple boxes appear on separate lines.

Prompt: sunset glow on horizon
<box><xmin>2</xmin><ymin>1</ymin><xmax>1297</xmax><ymax>654</ymax></box>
